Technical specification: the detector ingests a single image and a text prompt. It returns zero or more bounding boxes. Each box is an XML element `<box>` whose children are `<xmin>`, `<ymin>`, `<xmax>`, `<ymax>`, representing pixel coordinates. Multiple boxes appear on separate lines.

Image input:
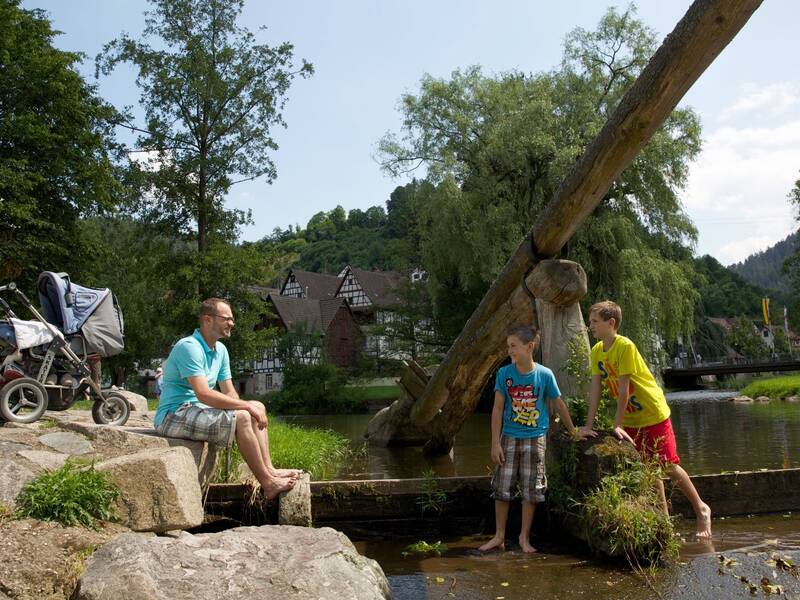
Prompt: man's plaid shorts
<box><xmin>491</xmin><ymin>435</ymin><xmax>547</xmax><ymax>503</ymax></box>
<box><xmin>155</xmin><ymin>402</ymin><xmax>237</xmax><ymax>447</ymax></box>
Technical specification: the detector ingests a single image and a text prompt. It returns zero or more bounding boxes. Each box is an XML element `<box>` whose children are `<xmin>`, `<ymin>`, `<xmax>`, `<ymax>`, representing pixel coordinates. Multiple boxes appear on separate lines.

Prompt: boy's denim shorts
<box><xmin>491</xmin><ymin>435</ymin><xmax>547</xmax><ymax>503</ymax></box>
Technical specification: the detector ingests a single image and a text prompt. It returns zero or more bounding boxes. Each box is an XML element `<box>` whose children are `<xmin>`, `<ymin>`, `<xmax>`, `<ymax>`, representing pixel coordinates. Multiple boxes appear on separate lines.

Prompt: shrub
<box><xmin>581</xmin><ymin>460</ymin><xmax>678</xmax><ymax>565</ymax></box>
<box><xmin>15</xmin><ymin>461</ymin><xmax>119</xmax><ymax>529</ymax></box>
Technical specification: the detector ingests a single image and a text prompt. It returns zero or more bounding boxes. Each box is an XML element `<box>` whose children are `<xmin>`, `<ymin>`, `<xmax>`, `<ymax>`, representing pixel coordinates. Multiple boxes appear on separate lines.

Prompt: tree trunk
<box><xmin>365</xmin><ymin>0</ymin><xmax>763</xmax><ymax>454</ymax></box>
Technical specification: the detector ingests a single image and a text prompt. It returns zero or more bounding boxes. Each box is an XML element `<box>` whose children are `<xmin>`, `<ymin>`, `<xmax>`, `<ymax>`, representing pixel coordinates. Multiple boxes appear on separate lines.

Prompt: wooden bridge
<box><xmin>663</xmin><ymin>357</ymin><xmax>800</xmax><ymax>389</ymax></box>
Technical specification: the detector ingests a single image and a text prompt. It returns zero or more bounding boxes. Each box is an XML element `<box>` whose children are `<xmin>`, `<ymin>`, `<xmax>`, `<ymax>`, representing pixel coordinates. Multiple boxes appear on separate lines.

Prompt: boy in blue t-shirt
<box><xmin>479</xmin><ymin>324</ymin><xmax>582</xmax><ymax>553</ymax></box>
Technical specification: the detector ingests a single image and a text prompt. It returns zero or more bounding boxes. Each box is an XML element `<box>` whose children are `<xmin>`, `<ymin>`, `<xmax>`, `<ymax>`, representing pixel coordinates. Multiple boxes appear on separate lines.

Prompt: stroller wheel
<box><xmin>0</xmin><ymin>377</ymin><xmax>48</xmax><ymax>424</ymax></box>
<box><xmin>92</xmin><ymin>391</ymin><xmax>130</xmax><ymax>426</ymax></box>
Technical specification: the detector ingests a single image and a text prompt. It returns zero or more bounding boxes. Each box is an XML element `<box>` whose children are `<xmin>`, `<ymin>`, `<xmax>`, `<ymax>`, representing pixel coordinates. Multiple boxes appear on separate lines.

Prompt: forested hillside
<box><xmin>730</xmin><ymin>233</ymin><xmax>796</xmax><ymax>292</ymax></box>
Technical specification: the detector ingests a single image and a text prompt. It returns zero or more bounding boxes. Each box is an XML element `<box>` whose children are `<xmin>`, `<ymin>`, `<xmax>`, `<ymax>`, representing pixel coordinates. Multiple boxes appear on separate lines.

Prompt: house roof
<box><xmin>247</xmin><ymin>285</ymin><xmax>281</xmax><ymax>300</ymax></box>
<box><xmin>343</xmin><ymin>267</ymin><xmax>404</xmax><ymax>308</ymax></box>
<box><xmin>281</xmin><ymin>270</ymin><xmax>341</xmax><ymax>300</ymax></box>
<box><xmin>267</xmin><ymin>293</ymin><xmax>350</xmax><ymax>334</ymax></box>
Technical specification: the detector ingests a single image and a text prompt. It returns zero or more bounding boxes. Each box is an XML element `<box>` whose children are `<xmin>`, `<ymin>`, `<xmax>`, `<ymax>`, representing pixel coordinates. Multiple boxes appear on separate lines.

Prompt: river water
<box><xmin>280</xmin><ymin>390</ymin><xmax>800</xmax><ymax>479</ymax></box>
<box><xmin>282</xmin><ymin>390</ymin><xmax>800</xmax><ymax>598</ymax></box>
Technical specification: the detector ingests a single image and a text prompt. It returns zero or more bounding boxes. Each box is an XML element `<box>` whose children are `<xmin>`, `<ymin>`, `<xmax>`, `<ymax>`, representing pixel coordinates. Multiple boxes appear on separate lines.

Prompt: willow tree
<box><xmin>96</xmin><ymin>0</ymin><xmax>313</xmax><ymax>296</ymax></box>
<box><xmin>378</xmin><ymin>5</ymin><xmax>701</xmax><ymax>359</ymax></box>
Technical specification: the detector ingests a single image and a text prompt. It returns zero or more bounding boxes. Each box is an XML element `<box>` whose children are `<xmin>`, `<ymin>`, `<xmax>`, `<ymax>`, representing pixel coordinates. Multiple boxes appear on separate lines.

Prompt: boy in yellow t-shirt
<box><xmin>578</xmin><ymin>300</ymin><xmax>712</xmax><ymax>538</ymax></box>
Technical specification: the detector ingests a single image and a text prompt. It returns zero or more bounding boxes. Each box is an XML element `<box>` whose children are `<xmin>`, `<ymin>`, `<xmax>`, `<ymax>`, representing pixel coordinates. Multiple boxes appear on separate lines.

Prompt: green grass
<box><xmin>215</xmin><ymin>421</ymin><xmax>353</xmax><ymax>482</ymax></box>
<box><xmin>741</xmin><ymin>374</ymin><xmax>800</xmax><ymax>400</ymax></box>
<box><xmin>343</xmin><ymin>384</ymin><xmax>402</xmax><ymax>403</ymax></box>
<box><xmin>581</xmin><ymin>459</ymin><xmax>678</xmax><ymax>565</ymax></box>
<box><xmin>14</xmin><ymin>461</ymin><xmax>119</xmax><ymax>529</ymax></box>
<box><xmin>71</xmin><ymin>396</ymin><xmax>159</xmax><ymax>411</ymax></box>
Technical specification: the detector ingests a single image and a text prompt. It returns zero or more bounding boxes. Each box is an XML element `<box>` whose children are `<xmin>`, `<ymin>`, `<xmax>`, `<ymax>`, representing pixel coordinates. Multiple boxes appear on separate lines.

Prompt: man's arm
<box><xmin>186</xmin><ymin>376</ymin><xmax>266</xmax><ymax>429</ymax></box>
<box><xmin>612</xmin><ymin>375</ymin><xmax>635</xmax><ymax>443</ymax></box>
<box><xmin>490</xmin><ymin>390</ymin><xmax>505</xmax><ymax>466</ymax></box>
<box><xmin>578</xmin><ymin>374</ymin><xmax>602</xmax><ymax>437</ymax></box>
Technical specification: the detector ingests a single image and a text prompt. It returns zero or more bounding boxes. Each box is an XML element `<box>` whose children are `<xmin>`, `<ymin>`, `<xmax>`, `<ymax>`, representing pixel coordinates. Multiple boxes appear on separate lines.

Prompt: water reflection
<box><xmin>279</xmin><ymin>393</ymin><xmax>800</xmax><ymax>480</ymax></box>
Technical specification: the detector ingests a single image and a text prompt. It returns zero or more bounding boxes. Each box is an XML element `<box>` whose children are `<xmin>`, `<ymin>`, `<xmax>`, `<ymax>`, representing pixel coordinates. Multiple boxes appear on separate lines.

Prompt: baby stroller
<box><xmin>0</xmin><ymin>272</ymin><xmax>130</xmax><ymax>426</ymax></box>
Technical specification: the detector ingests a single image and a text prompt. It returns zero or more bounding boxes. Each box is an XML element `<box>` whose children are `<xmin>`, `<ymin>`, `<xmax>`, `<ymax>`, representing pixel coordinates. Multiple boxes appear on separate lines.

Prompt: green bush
<box><xmin>215</xmin><ymin>421</ymin><xmax>353</xmax><ymax>482</ymax></box>
<box><xmin>741</xmin><ymin>374</ymin><xmax>800</xmax><ymax>400</ymax></box>
<box><xmin>15</xmin><ymin>461</ymin><xmax>119</xmax><ymax>529</ymax></box>
<box><xmin>266</xmin><ymin>361</ymin><xmax>368</xmax><ymax>414</ymax></box>
<box><xmin>582</xmin><ymin>461</ymin><xmax>678</xmax><ymax>565</ymax></box>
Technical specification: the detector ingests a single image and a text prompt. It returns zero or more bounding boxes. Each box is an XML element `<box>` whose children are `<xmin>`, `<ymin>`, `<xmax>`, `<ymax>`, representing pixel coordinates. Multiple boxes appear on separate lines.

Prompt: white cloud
<box><xmin>684</xmin><ymin>108</ymin><xmax>800</xmax><ymax>264</ymax></box>
<box><xmin>716</xmin><ymin>82</ymin><xmax>800</xmax><ymax>122</ymax></box>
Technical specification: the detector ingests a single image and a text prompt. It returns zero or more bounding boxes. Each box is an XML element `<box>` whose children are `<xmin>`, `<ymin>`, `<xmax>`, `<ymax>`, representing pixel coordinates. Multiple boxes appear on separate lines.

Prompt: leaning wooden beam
<box><xmin>365</xmin><ymin>0</ymin><xmax>762</xmax><ymax>453</ymax></box>
<box><xmin>416</xmin><ymin>0</ymin><xmax>762</xmax><ymax>455</ymax></box>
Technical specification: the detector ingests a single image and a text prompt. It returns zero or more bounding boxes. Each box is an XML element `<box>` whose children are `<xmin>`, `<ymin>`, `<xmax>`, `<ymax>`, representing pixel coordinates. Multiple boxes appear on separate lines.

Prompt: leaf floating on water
<box><xmin>760</xmin><ymin>576</ymin><xmax>784</xmax><ymax>595</ymax></box>
<box><xmin>500</xmin><ymin>582</ymin><xmax>510</xmax><ymax>587</ymax></box>
<box><xmin>435</xmin><ymin>576</ymin><xmax>445</xmax><ymax>584</ymax></box>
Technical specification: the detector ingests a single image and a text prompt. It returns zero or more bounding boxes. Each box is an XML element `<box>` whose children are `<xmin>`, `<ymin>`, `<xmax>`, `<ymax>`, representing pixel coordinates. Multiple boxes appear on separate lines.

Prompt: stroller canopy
<box><xmin>37</xmin><ymin>272</ymin><xmax>125</xmax><ymax>357</ymax></box>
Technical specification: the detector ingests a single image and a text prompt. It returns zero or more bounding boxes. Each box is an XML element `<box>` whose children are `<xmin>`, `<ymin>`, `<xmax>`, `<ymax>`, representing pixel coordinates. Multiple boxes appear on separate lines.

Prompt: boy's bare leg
<box><xmin>665</xmin><ymin>464</ymin><xmax>712</xmax><ymax>538</ymax></box>
<box><xmin>234</xmin><ymin>410</ymin><xmax>295</xmax><ymax>500</ymax></box>
<box><xmin>519</xmin><ymin>501</ymin><xmax>537</xmax><ymax>553</ymax></box>
<box><xmin>655</xmin><ymin>478</ymin><xmax>670</xmax><ymax>515</ymax></box>
<box><xmin>479</xmin><ymin>500</ymin><xmax>509</xmax><ymax>552</ymax></box>
<box><xmin>247</xmin><ymin>402</ymin><xmax>300</xmax><ymax>479</ymax></box>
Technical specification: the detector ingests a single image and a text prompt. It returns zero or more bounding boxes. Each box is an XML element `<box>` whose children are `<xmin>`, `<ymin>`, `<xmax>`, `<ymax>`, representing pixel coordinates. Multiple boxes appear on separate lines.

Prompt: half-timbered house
<box><xmin>245</xmin><ymin>292</ymin><xmax>361</xmax><ymax>393</ymax></box>
<box><xmin>279</xmin><ymin>269</ymin><xmax>341</xmax><ymax>300</ymax></box>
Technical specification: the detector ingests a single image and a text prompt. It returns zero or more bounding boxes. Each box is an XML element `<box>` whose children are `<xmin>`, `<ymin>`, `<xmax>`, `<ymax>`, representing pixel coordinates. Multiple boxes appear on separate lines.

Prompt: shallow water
<box><xmin>280</xmin><ymin>391</ymin><xmax>800</xmax><ymax>479</ymax></box>
<box><xmin>355</xmin><ymin>514</ymin><xmax>800</xmax><ymax>600</ymax></box>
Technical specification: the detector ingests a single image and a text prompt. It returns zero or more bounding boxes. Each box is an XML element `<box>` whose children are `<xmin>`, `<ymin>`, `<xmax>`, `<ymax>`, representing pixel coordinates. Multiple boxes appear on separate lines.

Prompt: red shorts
<box><xmin>623</xmin><ymin>418</ymin><xmax>680</xmax><ymax>465</ymax></box>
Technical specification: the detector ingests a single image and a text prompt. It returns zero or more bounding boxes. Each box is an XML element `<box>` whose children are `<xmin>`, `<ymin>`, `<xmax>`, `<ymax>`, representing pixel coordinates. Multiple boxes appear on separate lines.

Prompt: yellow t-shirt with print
<box><xmin>590</xmin><ymin>335</ymin><xmax>670</xmax><ymax>428</ymax></box>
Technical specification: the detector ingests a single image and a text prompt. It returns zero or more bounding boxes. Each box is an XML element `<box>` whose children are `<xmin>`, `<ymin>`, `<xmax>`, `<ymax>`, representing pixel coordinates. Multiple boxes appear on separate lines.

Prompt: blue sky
<box><xmin>24</xmin><ymin>1</ymin><xmax>800</xmax><ymax>265</ymax></box>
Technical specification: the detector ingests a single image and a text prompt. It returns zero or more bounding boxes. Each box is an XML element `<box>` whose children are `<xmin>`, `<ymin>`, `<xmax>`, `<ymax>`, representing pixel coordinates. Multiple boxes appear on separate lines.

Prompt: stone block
<box><xmin>96</xmin><ymin>447</ymin><xmax>204</xmax><ymax>533</ymax></box>
<box><xmin>278</xmin><ymin>472</ymin><xmax>312</xmax><ymax>527</ymax></box>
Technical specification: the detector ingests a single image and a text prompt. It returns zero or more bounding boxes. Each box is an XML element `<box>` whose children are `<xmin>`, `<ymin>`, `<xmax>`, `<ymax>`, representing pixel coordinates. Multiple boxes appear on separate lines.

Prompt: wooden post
<box><xmin>365</xmin><ymin>0</ymin><xmax>763</xmax><ymax>453</ymax></box>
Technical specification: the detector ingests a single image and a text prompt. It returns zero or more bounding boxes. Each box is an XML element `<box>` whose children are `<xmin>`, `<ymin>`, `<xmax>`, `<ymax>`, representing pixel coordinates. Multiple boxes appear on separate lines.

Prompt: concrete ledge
<box><xmin>667</xmin><ymin>468</ymin><xmax>800</xmax><ymax>517</ymax></box>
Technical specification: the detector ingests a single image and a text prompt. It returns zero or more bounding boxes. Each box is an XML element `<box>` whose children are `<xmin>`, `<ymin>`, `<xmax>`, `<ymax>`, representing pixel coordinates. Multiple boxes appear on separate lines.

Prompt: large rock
<box><xmin>278</xmin><ymin>472</ymin><xmax>312</xmax><ymax>527</ymax></box>
<box><xmin>0</xmin><ymin>458</ymin><xmax>36</xmax><ymax>508</ymax></box>
<box><xmin>38</xmin><ymin>431</ymin><xmax>93</xmax><ymax>455</ymax></box>
<box><xmin>96</xmin><ymin>447</ymin><xmax>204</xmax><ymax>533</ymax></box>
<box><xmin>60</xmin><ymin>421</ymin><xmax>219</xmax><ymax>491</ymax></box>
<box><xmin>17</xmin><ymin>450</ymin><xmax>68</xmax><ymax>471</ymax></box>
<box><xmin>76</xmin><ymin>526</ymin><xmax>391</xmax><ymax>600</ymax></box>
<box><xmin>111</xmin><ymin>389</ymin><xmax>148</xmax><ymax>412</ymax></box>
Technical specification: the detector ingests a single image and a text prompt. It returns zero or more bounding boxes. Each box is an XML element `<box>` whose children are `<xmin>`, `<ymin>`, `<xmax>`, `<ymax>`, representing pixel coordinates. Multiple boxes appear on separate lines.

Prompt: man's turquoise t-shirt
<box><xmin>154</xmin><ymin>329</ymin><xmax>232</xmax><ymax>426</ymax></box>
<box><xmin>494</xmin><ymin>363</ymin><xmax>561</xmax><ymax>439</ymax></box>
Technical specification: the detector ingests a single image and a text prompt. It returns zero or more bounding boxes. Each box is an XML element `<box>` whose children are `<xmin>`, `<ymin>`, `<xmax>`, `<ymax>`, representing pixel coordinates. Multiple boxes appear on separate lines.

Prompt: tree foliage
<box><xmin>96</xmin><ymin>0</ymin><xmax>313</xmax><ymax>294</ymax></box>
<box><xmin>377</xmin><ymin>6</ymin><xmax>701</xmax><ymax>354</ymax></box>
<box><xmin>0</xmin><ymin>0</ymin><xmax>122</xmax><ymax>290</ymax></box>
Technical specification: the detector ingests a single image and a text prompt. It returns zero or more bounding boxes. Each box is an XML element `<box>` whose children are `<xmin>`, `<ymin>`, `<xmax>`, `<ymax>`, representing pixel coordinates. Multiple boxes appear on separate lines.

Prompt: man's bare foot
<box><xmin>260</xmin><ymin>477</ymin><xmax>296</xmax><ymax>500</ymax></box>
<box><xmin>519</xmin><ymin>538</ymin><xmax>538</xmax><ymax>553</ymax></box>
<box><xmin>270</xmin><ymin>467</ymin><xmax>302</xmax><ymax>479</ymax></box>
<box><xmin>695</xmin><ymin>503</ymin><xmax>712</xmax><ymax>538</ymax></box>
<box><xmin>478</xmin><ymin>536</ymin><xmax>505</xmax><ymax>553</ymax></box>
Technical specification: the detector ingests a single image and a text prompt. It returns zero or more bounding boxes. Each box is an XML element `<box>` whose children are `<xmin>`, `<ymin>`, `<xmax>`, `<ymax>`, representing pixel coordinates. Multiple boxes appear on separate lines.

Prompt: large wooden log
<box><xmin>365</xmin><ymin>0</ymin><xmax>762</xmax><ymax>453</ymax></box>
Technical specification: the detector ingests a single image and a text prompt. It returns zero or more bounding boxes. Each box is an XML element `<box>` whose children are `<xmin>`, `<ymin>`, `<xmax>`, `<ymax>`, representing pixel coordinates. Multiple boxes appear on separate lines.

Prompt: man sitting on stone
<box><xmin>154</xmin><ymin>297</ymin><xmax>298</xmax><ymax>499</ymax></box>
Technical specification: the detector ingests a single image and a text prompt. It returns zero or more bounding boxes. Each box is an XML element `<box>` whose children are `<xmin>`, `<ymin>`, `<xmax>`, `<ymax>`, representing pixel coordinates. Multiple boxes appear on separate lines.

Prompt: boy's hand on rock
<box><xmin>491</xmin><ymin>443</ymin><xmax>505</xmax><ymax>466</ymax></box>
<box><xmin>577</xmin><ymin>426</ymin><xmax>597</xmax><ymax>439</ymax></box>
<box><xmin>612</xmin><ymin>426</ymin><xmax>634</xmax><ymax>444</ymax></box>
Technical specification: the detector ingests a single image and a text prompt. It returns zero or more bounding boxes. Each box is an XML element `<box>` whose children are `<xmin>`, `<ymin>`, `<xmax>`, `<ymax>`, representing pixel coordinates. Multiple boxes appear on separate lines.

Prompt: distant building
<box><xmin>243</xmin><ymin>293</ymin><xmax>361</xmax><ymax>394</ymax></box>
<box><xmin>280</xmin><ymin>269</ymin><xmax>340</xmax><ymax>300</ymax></box>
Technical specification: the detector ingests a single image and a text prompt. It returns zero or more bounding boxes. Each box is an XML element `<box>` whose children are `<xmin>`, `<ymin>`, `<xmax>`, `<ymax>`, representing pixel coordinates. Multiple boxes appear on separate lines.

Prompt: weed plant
<box><xmin>741</xmin><ymin>374</ymin><xmax>800</xmax><ymax>400</ymax></box>
<box><xmin>417</xmin><ymin>468</ymin><xmax>448</xmax><ymax>515</ymax></box>
<box><xmin>14</xmin><ymin>461</ymin><xmax>119</xmax><ymax>529</ymax></box>
<box><xmin>215</xmin><ymin>421</ymin><xmax>353</xmax><ymax>482</ymax></box>
<box><xmin>581</xmin><ymin>459</ymin><xmax>678</xmax><ymax>565</ymax></box>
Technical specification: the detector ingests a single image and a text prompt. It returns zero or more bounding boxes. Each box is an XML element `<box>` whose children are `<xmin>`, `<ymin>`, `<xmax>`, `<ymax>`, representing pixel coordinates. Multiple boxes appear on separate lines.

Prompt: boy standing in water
<box><xmin>579</xmin><ymin>300</ymin><xmax>712</xmax><ymax>538</ymax></box>
<box><xmin>480</xmin><ymin>324</ymin><xmax>582</xmax><ymax>553</ymax></box>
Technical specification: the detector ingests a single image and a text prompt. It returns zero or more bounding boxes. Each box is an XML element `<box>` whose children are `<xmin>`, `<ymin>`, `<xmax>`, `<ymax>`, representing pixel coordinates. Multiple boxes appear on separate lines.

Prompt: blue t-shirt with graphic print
<box><xmin>494</xmin><ymin>363</ymin><xmax>561</xmax><ymax>439</ymax></box>
<box><xmin>154</xmin><ymin>329</ymin><xmax>232</xmax><ymax>426</ymax></box>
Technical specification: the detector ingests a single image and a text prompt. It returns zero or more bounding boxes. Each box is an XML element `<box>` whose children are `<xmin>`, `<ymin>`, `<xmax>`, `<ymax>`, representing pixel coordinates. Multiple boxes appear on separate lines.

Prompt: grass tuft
<box><xmin>581</xmin><ymin>459</ymin><xmax>678</xmax><ymax>565</ymax></box>
<box><xmin>215</xmin><ymin>421</ymin><xmax>353</xmax><ymax>482</ymax></box>
<box><xmin>14</xmin><ymin>461</ymin><xmax>119</xmax><ymax>529</ymax></box>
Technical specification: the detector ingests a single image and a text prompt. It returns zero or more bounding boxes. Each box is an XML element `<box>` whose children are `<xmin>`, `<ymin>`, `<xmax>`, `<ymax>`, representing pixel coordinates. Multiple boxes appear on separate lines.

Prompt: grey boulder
<box><xmin>76</xmin><ymin>525</ymin><xmax>391</xmax><ymax>600</ymax></box>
